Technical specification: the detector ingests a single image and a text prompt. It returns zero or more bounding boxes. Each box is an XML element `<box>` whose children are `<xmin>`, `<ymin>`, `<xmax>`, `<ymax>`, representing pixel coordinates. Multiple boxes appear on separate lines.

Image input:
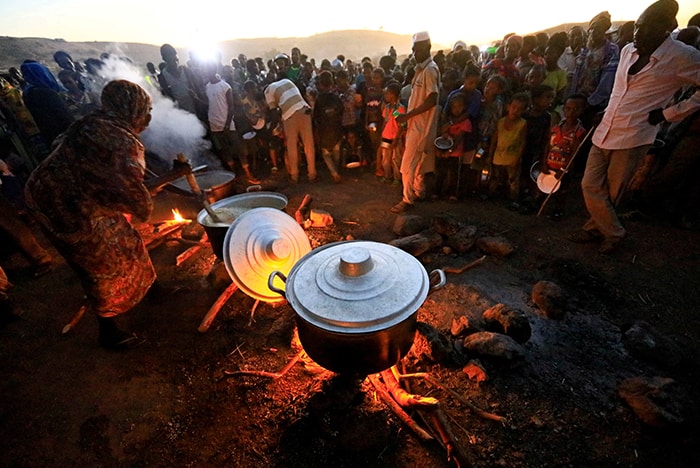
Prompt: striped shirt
<box><xmin>264</xmin><ymin>79</ymin><xmax>309</xmax><ymax>121</ymax></box>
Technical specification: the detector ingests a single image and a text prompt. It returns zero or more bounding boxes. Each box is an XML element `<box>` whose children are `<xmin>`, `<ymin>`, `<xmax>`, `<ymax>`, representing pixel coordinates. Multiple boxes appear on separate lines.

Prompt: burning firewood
<box><xmin>379</xmin><ymin>368</ymin><xmax>438</xmax><ymax>409</ymax></box>
<box><xmin>198</xmin><ymin>282</ymin><xmax>238</xmax><ymax>332</ymax></box>
<box><xmin>398</xmin><ymin>371</ymin><xmax>506</xmax><ymax>423</ymax></box>
<box><xmin>368</xmin><ymin>373</ymin><xmax>434</xmax><ymax>441</ymax></box>
<box><xmin>175</xmin><ymin>244</ymin><xmax>201</xmax><ymax>266</ymax></box>
<box><xmin>146</xmin><ymin>222</ymin><xmax>186</xmax><ymax>250</ymax></box>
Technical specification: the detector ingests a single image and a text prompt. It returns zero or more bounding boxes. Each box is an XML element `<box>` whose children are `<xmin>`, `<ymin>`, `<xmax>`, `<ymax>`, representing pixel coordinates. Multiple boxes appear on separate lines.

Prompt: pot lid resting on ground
<box><xmin>223</xmin><ymin>207</ymin><xmax>310</xmax><ymax>303</ymax></box>
<box><xmin>280</xmin><ymin>240</ymin><xmax>431</xmax><ymax>334</ymax></box>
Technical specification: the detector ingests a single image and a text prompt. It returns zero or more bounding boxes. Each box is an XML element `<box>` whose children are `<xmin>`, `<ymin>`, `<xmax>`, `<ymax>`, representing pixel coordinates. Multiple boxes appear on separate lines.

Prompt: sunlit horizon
<box><xmin>0</xmin><ymin>1</ymin><xmax>695</xmax><ymax>53</ymax></box>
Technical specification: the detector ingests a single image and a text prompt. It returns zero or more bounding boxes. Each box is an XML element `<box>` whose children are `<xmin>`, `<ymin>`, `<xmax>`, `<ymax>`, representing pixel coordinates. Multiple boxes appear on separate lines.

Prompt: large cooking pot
<box><xmin>170</xmin><ymin>170</ymin><xmax>236</xmax><ymax>204</ymax></box>
<box><xmin>268</xmin><ymin>240</ymin><xmax>445</xmax><ymax>375</ymax></box>
<box><xmin>197</xmin><ymin>192</ymin><xmax>288</xmax><ymax>259</ymax></box>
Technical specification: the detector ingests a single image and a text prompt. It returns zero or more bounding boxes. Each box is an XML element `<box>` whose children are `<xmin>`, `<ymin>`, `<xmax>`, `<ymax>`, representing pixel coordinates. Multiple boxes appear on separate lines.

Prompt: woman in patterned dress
<box><xmin>25</xmin><ymin>80</ymin><xmax>157</xmax><ymax>350</ymax></box>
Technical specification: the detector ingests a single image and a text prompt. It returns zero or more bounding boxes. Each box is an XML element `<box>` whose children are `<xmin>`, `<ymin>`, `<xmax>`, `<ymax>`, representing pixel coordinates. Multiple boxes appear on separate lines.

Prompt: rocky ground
<box><xmin>1</xmin><ymin>162</ymin><xmax>699</xmax><ymax>467</ymax></box>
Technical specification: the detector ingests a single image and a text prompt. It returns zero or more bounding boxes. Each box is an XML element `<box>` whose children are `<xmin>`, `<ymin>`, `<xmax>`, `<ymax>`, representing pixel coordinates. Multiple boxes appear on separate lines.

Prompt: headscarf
<box><xmin>100</xmin><ymin>80</ymin><xmax>152</xmax><ymax>134</ymax></box>
<box><xmin>19</xmin><ymin>61</ymin><xmax>61</xmax><ymax>92</ymax></box>
<box><xmin>589</xmin><ymin>11</ymin><xmax>612</xmax><ymax>32</ymax></box>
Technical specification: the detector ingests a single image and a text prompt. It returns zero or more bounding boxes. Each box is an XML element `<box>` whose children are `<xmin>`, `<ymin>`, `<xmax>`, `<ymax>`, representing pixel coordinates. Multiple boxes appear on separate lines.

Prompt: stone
<box><xmin>476</xmin><ymin>236</ymin><xmax>515</xmax><ymax>257</ymax></box>
<box><xmin>532</xmin><ymin>280</ymin><xmax>566</xmax><ymax>319</ymax></box>
<box><xmin>462</xmin><ymin>331</ymin><xmax>525</xmax><ymax>361</ymax></box>
<box><xmin>389</xmin><ymin>230</ymin><xmax>443</xmax><ymax>257</ymax></box>
<box><xmin>431</xmin><ymin>213</ymin><xmax>461</xmax><ymax>236</ymax></box>
<box><xmin>411</xmin><ymin>321</ymin><xmax>453</xmax><ymax>363</ymax></box>
<box><xmin>447</xmin><ymin>225</ymin><xmax>478</xmax><ymax>253</ymax></box>
<box><xmin>621</xmin><ymin>320</ymin><xmax>682</xmax><ymax>368</ymax></box>
<box><xmin>462</xmin><ymin>359</ymin><xmax>488</xmax><ymax>382</ymax></box>
<box><xmin>617</xmin><ymin>376</ymin><xmax>686</xmax><ymax>428</ymax></box>
<box><xmin>483</xmin><ymin>303</ymin><xmax>532</xmax><ymax>344</ymax></box>
<box><xmin>392</xmin><ymin>214</ymin><xmax>428</xmax><ymax>237</ymax></box>
<box><xmin>450</xmin><ymin>315</ymin><xmax>471</xmax><ymax>337</ymax></box>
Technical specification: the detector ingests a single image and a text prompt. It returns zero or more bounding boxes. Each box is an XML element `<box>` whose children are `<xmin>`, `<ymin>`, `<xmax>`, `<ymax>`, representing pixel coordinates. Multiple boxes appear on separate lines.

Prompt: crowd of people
<box><xmin>0</xmin><ymin>0</ymin><xmax>699</xmax><ymax>347</ymax></box>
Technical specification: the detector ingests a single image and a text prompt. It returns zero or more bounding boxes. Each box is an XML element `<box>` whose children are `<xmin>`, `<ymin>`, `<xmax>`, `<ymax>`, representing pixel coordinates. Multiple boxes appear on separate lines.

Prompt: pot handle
<box><xmin>428</xmin><ymin>269</ymin><xmax>447</xmax><ymax>294</ymax></box>
<box><xmin>246</xmin><ymin>184</ymin><xmax>262</xmax><ymax>192</ymax></box>
<box><xmin>267</xmin><ymin>270</ymin><xmax>288</xmax><ymax>298</ymax></box>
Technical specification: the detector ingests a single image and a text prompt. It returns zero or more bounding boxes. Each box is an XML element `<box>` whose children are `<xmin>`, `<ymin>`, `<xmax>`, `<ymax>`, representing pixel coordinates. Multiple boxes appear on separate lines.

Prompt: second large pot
<box><xmin>268</xmin><ymin>240</ymin><xmax>445</xmax><ymax>375</ymax></box>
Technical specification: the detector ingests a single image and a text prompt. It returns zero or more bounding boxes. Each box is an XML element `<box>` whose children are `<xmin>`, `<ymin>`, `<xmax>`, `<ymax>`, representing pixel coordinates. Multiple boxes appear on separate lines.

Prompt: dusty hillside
<box><xmin>0</xmin><ymin>30</ymin><xmax>416</xmax><ymax>73</ymax></box>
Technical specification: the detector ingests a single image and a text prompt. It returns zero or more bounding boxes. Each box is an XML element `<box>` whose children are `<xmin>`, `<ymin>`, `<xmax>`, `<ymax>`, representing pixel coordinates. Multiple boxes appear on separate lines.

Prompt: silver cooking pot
<box><xmin>170</xmin><ymin>170</ymin><xmax>237</xmax><ymax>204</ymax></box>
<box><xmin>268</xmin><ymin>240</ymin><xmax>445</xmax><ymax>375</ymax></box>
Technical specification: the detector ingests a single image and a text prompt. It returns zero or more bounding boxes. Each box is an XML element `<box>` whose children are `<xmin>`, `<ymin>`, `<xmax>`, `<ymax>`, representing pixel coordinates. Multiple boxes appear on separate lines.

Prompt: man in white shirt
<box><xmin>205</xmin><ymin>63</ymin><xmax>260</xmax><ymax>183</ymax></box>
<box><xmin>569</xmin><ymin>0</ymin><xmax>700</xmax><ymax>254</ymax></box>
<box><xmin>391</xmin><ymin>31</ymin><xmax>440</xmax><ymax>213</ymax></box>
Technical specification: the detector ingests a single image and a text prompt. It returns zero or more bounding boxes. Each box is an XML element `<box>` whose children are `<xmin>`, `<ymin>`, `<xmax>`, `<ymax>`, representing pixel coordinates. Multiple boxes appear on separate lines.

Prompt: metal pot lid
<box><xmin>285</xmin><ymin>240</ymin><xmax>429</xmax><ymax>334</ymax></box>
<box><xmin>223</xmin><ymin>207</ymin><xmax>310</xmax><ymax>303</ymax></box>
<box><xmin>198</xmin><ymin>191</ymin><xmax>288</xmax><ymax>228</ymax></box>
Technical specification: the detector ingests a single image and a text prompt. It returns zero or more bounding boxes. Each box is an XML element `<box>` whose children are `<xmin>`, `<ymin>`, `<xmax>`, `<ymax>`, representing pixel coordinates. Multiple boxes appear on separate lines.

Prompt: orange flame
<box><xmin>171</xmin><ymin>208</ymin><xmax>186</xmax><ymax>223</ymax></box>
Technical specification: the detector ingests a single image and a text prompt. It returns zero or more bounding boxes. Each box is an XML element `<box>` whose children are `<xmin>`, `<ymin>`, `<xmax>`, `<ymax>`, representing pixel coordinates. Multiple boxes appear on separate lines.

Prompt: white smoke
<box><xmin>88</xmin><ymin>51</ymin><xmax>214</xmax><ymax>167</ymax></box>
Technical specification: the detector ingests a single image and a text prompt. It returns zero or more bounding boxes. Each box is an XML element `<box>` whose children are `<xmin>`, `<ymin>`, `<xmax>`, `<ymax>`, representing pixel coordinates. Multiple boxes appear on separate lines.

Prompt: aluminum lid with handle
<box><xmin>272</xmin><ymin>240</ymin><xmax>441</xmax><ymax>334</ymax></box>
<box><xmin>223</xmin><ymin>207</ymin><xmax>311</xmax><ymax>303</ymax></box>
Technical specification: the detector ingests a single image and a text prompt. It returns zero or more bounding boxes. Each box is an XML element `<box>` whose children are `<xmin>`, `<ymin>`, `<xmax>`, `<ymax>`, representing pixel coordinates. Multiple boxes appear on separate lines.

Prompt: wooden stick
<box><xmin>368</xmin><ymin>374</ymin><xmax>434</xmax><ymax>441</ymax></box>
<box><xmin>294</xmin><ymin>194</ymin><xmax>313</xmax><ymax>224</ymax></box>
<box><xmin>380</xmin><ymin>369</ymin><xmax>439</xmax><ymax>409</ymax></box>
<box><xmin>424</xmin><ymin>407</ymin><xmax>473</xmax><ymax>468</ymax></box>
<box><xmin>443</xmin><ymin>255</ymin><xmax>487</xmax><ymax>275</ymax></box>
<box><xmin>247</xmin><ymin>299</ymin><xmax>261</xmax><ymax>327</ymax></box>
<box><xmin>146</xmin><ymin>223</ymin><xmax>185</xmax><ymax>250</ymax></box>
<box><xmin>176</xmin><ymin>244</ymin><xmax>201</xmax><ymax>266</ymax></box>
<box><xmin>198</xmin><ymin>282</ymin><xmax>238</xmax><ymax>333</ymax></box>
<box><xmin>399</xmin><ymin>372</ymin><xmax>507</xmax><ymax>423</ymax></box>
<box><xmin>62</xmin><ymin>304</ymin><xmax>87</xmax><ymax>334</ymax></box>
<box><xmin>221</xmin><ymin>350</ymin><xmax>303</xmax><ymax>379</ymax></box>
<box><xmin>177</xmin><ymin>153</ymin><xmax>222</xmax><ymax>223</ymax></box>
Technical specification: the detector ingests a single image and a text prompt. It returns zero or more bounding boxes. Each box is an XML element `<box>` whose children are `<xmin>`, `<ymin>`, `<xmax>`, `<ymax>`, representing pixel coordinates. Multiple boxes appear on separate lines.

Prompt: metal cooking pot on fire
<box><xmin>198</xmin><ymin>192</ymin><xmax>289</xmax><ymax>260</ymax></box>
<box><xmin>267</xmin><ymin>240</ymin><xmax>446</xmax><ymax>375</ymax></box>
<box><xmin>170</xmin><ymin>170</ymin><xmax>237</xmax><ymax>204</ymax></box>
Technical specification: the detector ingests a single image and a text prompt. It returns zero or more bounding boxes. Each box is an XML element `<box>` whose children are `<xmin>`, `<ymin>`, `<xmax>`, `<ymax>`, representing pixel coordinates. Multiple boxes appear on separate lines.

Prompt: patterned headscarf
<box><xmin>589</xmin><ymin>11</ymin><xmax>612</xmax><ymax>32</ymax></box>
<box><xmin>100</xmin><ymin>80</ymin><xmax>152</xmax><ymax>134</ymax></box>
<box><xmin>19</xmin><ymin>61</ymin><xmax>62</xmax><ymax>92</ymax></box>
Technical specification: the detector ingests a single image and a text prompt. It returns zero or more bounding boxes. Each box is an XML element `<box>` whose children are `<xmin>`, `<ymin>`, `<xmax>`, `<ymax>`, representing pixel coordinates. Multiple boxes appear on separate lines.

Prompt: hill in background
<box><xmin>0</xmin><ymin>30</ymin><xmax>415</xmax><ymax>74</ymax></box>
<box><xmin>0</xmin><ymin>23</ymin><xmax>629</xmax><ymax>74</ymax></box>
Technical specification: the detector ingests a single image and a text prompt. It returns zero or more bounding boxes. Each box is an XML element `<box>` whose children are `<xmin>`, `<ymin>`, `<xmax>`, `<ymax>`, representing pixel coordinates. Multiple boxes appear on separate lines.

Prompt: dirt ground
<box><xmin>1</xmin><ymin>160</ymin><xmax>699</xmax><ymax>467</ymax></box>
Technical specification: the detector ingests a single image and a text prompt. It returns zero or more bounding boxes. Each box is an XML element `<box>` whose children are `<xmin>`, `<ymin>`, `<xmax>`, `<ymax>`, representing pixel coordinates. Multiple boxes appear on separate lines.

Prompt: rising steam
<box><xmin>88</xmin><ymin>50</ymin><xmax>213</xmax><ymax>167</ymax></box>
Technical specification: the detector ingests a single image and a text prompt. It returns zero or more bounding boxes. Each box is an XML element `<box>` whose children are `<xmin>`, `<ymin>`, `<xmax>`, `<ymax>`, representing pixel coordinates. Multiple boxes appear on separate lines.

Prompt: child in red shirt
<box><xmin>541</xmin><ymin>93</ymin><xmax>587</xmax><ymax>218</ymax></box>
<box><xmin>436</xmin><ymin>93</ymin><xmax>472</xmax><ymax>200</ymax></box>
<box><xmin>379</xmin><ymin>82</ymin><xmax>406</xmax><ymax>185</ymax></box>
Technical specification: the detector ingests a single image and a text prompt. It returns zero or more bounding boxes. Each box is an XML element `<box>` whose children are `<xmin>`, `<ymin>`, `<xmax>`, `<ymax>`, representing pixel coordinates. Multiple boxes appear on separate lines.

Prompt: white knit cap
<box><xmin>413</xmin><ymin>31</ymin><xmax>431</xmax><ymax>44</ymax></box>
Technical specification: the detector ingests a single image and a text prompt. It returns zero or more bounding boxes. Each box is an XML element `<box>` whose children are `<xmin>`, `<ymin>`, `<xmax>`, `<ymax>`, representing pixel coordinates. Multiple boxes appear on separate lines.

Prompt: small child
<box><xmin>487</xmin><ymin>92</ymin><xmax>529</xmax><ymax>202</ymax></box>
<box><xmin>471</xmin><ymin>75</ymin><xmax>506</xmax><ymax>192</ymax></box>
<box><xmin>364</xmin><ymin>68</ymin><xmax>386</xmax><ymax>176</ymax></box>
<box><xmin>541</xmin><ymin>93</ymin><xmax>587</xmax><ymax>218</ymax></box>
<box><xmin>241</xmin><ymin>80</ymin><xmax>280</xmax><ymax>173</ymax></box>
<box><xmin>436</xmin><ymin>93</ymin><xmax>472</xmax><ymax>200</ymax></box>
<box><xmin>313</xmin><ymin>70</ymin><xmax>344</xmax><ymax>182</ymax></box>
<box><xmin>379</xmin><ymin>82</ymin><xmax>406</xmax><ymax>185</ymax></box>
<box><xmin>522</xmin><ymin>85</ymin><xmax>555</xmax><ymax>204</ymax></box>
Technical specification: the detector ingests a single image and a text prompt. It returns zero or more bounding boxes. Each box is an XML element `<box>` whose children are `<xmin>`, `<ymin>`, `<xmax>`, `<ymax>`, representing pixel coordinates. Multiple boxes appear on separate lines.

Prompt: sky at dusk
<box><xmin>1</xmin><ymin>0</ymin><xmax>696</xmax><ymax>50</ymax></box>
